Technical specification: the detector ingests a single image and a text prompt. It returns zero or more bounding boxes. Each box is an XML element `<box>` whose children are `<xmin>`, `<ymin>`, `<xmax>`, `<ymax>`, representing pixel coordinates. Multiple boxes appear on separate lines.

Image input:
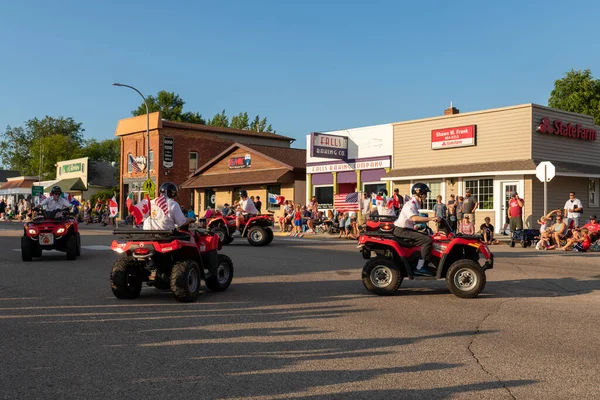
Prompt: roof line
<box><xmin>162</xmin><ymin>120</ymin><xmax>295</xmax><ymax>142</ymax></box>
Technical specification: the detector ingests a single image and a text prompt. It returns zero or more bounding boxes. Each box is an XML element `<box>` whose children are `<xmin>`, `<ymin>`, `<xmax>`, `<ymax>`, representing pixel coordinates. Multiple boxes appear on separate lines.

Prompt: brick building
<box><xmin>115</xmin><ymin>112</ymin><xmax>295</xmax><ymax>217</ymax></box>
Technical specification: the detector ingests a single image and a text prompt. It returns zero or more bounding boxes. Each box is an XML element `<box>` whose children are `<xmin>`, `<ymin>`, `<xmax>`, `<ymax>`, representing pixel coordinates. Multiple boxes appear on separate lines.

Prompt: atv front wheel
<box><xmin>247</xmin><ymin>226</ymin><xmax>268</xmax><ymax>246</ymax></box>
<box><xmin>21</xmin><ymin>237</ymin><xmax>33</xmax><ymax>262</ymax></box>
<box><xmin>170</xmin><ymin>260</ymin><xmax>201</xmax><ymax>302</ymax></box>
<box><xmin>445</xmin><ymin>259</ymin><xmax>486</xmax><ymax>299</ymax></box>
<box><xmin>66</xmin><ymin>234</ymin><xmax>77</xmax><ymax>260</ymax></box>
<box><xmin>205</xmin><ymin>254</ymin><xmax>234</xmax><ymax>292</ymax></box>
<box><xmin>212</xmin><ymin>226</ymin><xmax>228</xmax><ymax>245</ymax></box>
<box><xmin>362</xmin><ymin>258</ymin><xmax>402</xmax><ymax>296</ymax></box>
<box><xmin>110</xmin><ymin>257</ymin><xmax>142</xmax><ymax>299</ymax></box>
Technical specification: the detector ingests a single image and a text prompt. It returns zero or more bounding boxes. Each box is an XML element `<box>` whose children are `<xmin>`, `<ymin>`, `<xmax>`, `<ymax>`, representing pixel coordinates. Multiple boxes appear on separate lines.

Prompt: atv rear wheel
<box><xmin>205</xmin><ymin>254</ymin><xmax>234</xmax><ymax>292</ymax></box>
<box><xmin>264</xmin><ymin>228</ymin><xmax>274</xmax><ymax>245</ymax></box>
<box><xmin>212</xmin><ymin>226</ymin><xmax>228</xmax><ymax>245</ymax></box>
<box><xmin>247</xmin><ymin>226</ymin><xmax>268</xmax><ymax>246</ymax></box>
<box><xmin>21</xmin><ymin>237</ymin><xmax>33</xmax><ymax>262</ymax></box>
<box><xmin>66</xmin><ymin>234</ymin><xmax>77</xmax><ymax>260</ymax></box>
<box><xmin>110</xmin><ymin>257</ymin><xmax>142</xmax><ymax>299</ymax></box>
<box><xmin>170</xmin><ymin>260</ymin><xmax>201</xmax><ymax>302</ymax></box>
<box><xmin>222</xmin><ymin>236</ymin><xmax>234</xmax><ymax>245</ymax></box>
<box><xmin>362</xmin><ymin>258</ymin><xmax>402</xmax><ymax>296</ymax></box>
<box><xmin>445</xmin><ymin>259</ymin><xmax>486</xmax><ymax>298</ymax></box>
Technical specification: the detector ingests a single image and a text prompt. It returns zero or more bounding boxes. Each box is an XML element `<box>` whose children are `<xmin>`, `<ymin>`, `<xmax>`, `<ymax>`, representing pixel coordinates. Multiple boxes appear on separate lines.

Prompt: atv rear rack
<box><xmin>112</xmin><ymin>229</ymin><xmax>188</xmax><ymax>241</ymax></box>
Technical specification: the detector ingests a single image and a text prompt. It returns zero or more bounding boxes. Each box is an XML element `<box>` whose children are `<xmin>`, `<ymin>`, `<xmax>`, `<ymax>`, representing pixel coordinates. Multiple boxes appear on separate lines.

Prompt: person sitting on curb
<box><xmin>480</xmin><ymin>217</ymin><xmax>498</xmax><ymax>244</ymax></box>
<box><xmin>459</xmin><ymin>215</ymin><xmax>475</xmax><ymax>235</ymax></box>
<box><xmin>546</xmin><ymin>215</ymin><xmax>567</xmax><ymax>250</ymax></box>
<box><xmin>559</xmin><ymin>228</ymin><xmax>591</xmax><ymax>252</ymax></box>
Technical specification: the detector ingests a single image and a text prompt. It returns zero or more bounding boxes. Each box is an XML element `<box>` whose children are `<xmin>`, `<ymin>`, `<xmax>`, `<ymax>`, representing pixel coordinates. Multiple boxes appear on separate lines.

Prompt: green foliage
<box><xmin>210</xmin><ymin>109</ymin><xmax>230</xmax><ymax>127</ymax></box>
<box><xmin>132</xmin><ymin>90</ymin><xmax>207</xmax><ymax>124</ymax></box>
<box><xmin>0</xmin><ymin>116</ymin><xmax>85</xmax><ymax>178</ymax></box>
<box><xmin>549</xmin><ymin>69</ymin><xmax>600</xmax><ymax>124</ymax></box>
<box><xmin>230</xmin><ymin>112</ymin><xmax>250</xmax><ymax>130</ymax></box>
<box><xmin>78</xmin><ymin>138</ymin><xmax>120</xmax><ymax>164</ymax></box>
<box><xmin>89</xmin><ymin>186</ymin><xmax>119</xmax><ymax>211</ymax></box>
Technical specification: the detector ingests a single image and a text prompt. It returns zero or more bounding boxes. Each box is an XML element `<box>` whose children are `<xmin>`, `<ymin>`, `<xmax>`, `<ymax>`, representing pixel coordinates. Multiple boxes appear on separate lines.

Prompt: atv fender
<box><xmin>201</xmin><ymin>249</ymin><xmax>219</xmax><ymax>279</ymax></box>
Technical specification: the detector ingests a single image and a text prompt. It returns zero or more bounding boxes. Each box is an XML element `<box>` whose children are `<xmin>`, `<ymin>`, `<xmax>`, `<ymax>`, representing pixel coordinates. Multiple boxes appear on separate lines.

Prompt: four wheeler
<box><xmin>199</xmin><ymin>213</ymin><xmax>275</xmax><ymax>246</ymax></box>
<box><xmin>358</xmin><ymin>219</ymin><xmax>493</xmax><ymax>298</ymax></box>
<box><xmin>21</xmin><ymin>208</ymin><xmax>81</xmax><ymax>261</ymax></box>
<box><xmin>110</xmin><ymin>228</ymin><xmax>233</xmax><ymax>302</ymax></box>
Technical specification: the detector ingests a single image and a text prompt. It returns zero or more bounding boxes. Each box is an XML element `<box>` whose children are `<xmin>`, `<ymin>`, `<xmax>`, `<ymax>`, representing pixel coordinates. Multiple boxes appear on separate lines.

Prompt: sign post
<box><xmin>536</xmin><ymin>161</ymin><xmax>556</xmax><ymax>215</ymax></box>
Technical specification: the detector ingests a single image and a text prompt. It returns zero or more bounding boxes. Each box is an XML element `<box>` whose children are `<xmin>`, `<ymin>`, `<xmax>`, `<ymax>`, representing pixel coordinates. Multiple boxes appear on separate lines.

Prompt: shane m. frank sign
<box><xmin>431</xmin><ymin>125</ymin><xmax>476</xmax><ymax>150</ymax></box>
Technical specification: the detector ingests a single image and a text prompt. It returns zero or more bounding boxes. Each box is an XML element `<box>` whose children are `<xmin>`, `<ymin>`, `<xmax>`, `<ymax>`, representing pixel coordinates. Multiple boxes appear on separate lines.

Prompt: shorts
<box><xmin>573</xmin><ymin>243</ymin><xmax>587</xmax><ymax>252</ymax></box>
<box><xmin>294</xmin><ymin>219</ymin><xmax>302</xmax><ymax>227</ymax></box>
<box><xmin>509</xmin><ymin>217</ymin><xmax>523</xmax><ymax>231</ymax></box>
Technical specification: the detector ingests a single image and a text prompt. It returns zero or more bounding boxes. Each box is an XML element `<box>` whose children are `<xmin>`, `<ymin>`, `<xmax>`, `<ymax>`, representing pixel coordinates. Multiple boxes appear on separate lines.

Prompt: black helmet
<box><xmin>240</xmin><ymin>189</ymin><xmax>248</xmax><ymax>198</ymax></box>
<box><xmin>411</xmin><ymin>183</ymin><xmax>431</xmax><ymax>196</ymax></box>
<box><xmin>51</xmin><ymin>186</ymin><xmax>62</xmax><ymax>195</ymax></box>
<box><xmin>159</xmin><ymin>182</ymin><xmax>178</xmax><ymax>199</ymax></box>
<box><xmin>377</xmin><ymin>191</ymin><xmax>384</xmax><ymax>197</ymax></box>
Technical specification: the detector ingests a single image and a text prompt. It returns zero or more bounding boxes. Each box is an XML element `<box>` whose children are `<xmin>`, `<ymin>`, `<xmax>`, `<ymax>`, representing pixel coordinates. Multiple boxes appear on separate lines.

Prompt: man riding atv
<box><xmin>42</xmin><ymin>186</ymin><xmax>72</xmax><ymax>212</ymax></box>
<box><xmin>393</xmin><ymin>183</ymin><xmax>441</xmax><ymax>276</ymax></box>
<box><xmin>231</xmin><ymin>189</ymin><xmax>259</xmax><ymax>237</ymax></box>
<box><xmin>143</xmin><ymin>182</ymin><xmax>195</xmax><ymax>231</ymax></box>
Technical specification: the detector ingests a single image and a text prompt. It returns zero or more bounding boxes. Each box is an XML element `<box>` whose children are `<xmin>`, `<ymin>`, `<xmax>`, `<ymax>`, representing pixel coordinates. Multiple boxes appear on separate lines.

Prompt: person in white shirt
<box><xmin>360</xmin><ymin>192</ymin><xmax>371</xmax><ymax>224</ymax></box>
<box><xmin>40</xmin><ymin>186</ymin><xmax>72</xmax><ymax>212</ymax></box>
<box><xmin>231</xmin><ymin>189</ymin><xmax>259</xmax><ymax>236</ymax></box>
<box><xmin>563</xmin><ymin>191</ymin><xmax>584</xmax><ymax>228</ymax></box>
<box><xmin>143</xmin><ymin>182</ymin><xmax>194</xmax><ymax>231</ymax></box>
<box><xmin>394</xmin><ymin>183</ymin><xmax>440</xmax><ymax>276</ymax></box>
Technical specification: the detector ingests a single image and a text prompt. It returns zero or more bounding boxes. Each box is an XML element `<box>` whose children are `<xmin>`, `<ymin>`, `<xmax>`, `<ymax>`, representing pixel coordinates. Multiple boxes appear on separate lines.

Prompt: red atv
<box><xmin>358</xmin><ymin>219</ymin><xmax>493</xmax><ymax>298</ymax></box>
<box><xmin>110</xmin><ymin>228</ymin><xmax>233</xmax><ymax>302</ymax></box>
<box><xmin>199</xmin><ymin>213</ymin><xmax>275</xmax><ymax>246</ymax></box>
<box><xmin>21</xmin><ymin>208</ymin><xmax>81</xmax><ymax>261</ymax></box>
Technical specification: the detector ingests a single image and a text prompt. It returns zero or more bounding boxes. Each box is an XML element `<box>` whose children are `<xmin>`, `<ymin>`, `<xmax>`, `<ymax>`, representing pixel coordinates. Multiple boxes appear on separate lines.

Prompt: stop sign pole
<box><xmin>536</xmin><ymin>161</ymin><xmax>556</xmax><ymax>215</ymax></box>
<box><xmin>544</xmin><ymin>164</ymin><xmax>548</xmax><ymax>215</ymax></box>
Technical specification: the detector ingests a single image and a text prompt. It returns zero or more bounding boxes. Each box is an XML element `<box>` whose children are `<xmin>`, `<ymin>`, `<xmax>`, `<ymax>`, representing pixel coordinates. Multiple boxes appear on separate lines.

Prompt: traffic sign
<box><xmin>142</xmin><ymin>179</ymin><xmax>156</xmax><ymax>199</ymax></box>
<box><xmin>536</xmin><ymin>161</ymin><xmax>555</xmax><ymax>183</ymax></box>
<box><xmin>31</xmin><ymin>186</ymin><xmax>44</xmax><ymax>197</ymax></box>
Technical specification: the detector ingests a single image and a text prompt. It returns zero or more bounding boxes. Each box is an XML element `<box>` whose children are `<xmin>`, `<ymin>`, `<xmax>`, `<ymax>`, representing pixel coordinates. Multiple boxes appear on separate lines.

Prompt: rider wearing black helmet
<box><xmin>143</xmin><ymin>182</ymin><xmax>195</xmax><ymax>230</ymax></box>
<box><xmin>40</xmin><ymin>186</ymin><xmax>71</xmax><ymax>211</ymax></box>
<box><xmin>231</xmin><ymin>189</ymin><xmax>259</xmax><ymax>236</ymax></box>
<box><xmin>393</xmin><ymin>182</ymin><xmax>441</xmax><ymax>276</ymax></box>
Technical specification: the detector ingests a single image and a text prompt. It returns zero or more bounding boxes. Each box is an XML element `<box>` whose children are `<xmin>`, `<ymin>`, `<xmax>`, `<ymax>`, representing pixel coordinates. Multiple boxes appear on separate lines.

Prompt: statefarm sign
<box><xmin>311</xmin><ymin>132</ymin><xmax>348</xmax><ymax>160</ymax></box>
<box><xmin>431</xmin><ymin>125</ymin><xmax>476</xmax><ymax>150</ymax></box>
<box><xmin>536</xmin><ymin>117</ymin><xmax>597</xmax><ymax>141</ymax></box>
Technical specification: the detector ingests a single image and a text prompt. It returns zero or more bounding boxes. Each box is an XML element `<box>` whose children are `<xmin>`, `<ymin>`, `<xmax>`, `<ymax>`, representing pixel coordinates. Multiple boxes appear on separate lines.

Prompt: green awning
<box><xmin>45</xmin><ymin>178</ymin><xmax>87</xmax><ymax>192</ymax></box>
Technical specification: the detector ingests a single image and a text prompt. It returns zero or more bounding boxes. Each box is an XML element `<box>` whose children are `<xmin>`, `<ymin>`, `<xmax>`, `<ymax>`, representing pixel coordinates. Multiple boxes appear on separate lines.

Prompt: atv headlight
<box><xmin>56</xmin><ymin>228</ymin><xmax>65</xmax><ymax>234</ymax></box>
<box><xmin>28</xmin><ymin>229</ymin><xmax>37</xmax><ymax>235</ymax></box>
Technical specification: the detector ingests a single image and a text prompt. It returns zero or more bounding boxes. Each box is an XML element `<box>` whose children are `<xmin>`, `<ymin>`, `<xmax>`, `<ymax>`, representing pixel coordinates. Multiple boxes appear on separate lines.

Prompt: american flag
<box><xmin>129</xmin><ymin>154</ymin><xmax>142</xmax><ymax>173</ymax></box>
<box><xmin>155</xmin><ymin>193</ymin><xmax>169</xmax><ymax>215</ymax></box>
<box><xmin>333</xmin><ymin>193</ymin><xmax>359</xmax><ymax>213</ymax></box>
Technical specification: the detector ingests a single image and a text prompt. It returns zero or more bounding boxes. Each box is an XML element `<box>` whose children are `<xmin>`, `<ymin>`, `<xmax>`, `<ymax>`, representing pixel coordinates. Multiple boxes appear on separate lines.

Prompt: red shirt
<box><xmin>581</xmin><ymin>236</ymin><xmax>591</xmax><ymax>251</ymax></box>
<box><xmin>294</xmin><ymin>211</ymin><xmax>301</xmax><ymax>220</ymax></box>
<box><xmin>582</xmin><ymin>222</ymin><xmax>600</xmax><ymax>235</ymax></box>
<box><xmin>509</xmin><ymin>198</ymin><xmax>524</xmax><ymax>217</ymax></box>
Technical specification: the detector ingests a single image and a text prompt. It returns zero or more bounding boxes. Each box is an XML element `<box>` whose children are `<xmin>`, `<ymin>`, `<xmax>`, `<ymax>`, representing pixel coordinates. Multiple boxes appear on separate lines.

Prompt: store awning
<box><xmin>45</xmin><ymin>177</ymin><xmax>87</xmax><ymax>192</ymax></box>
<box><xmin>181</xmin><ymin>168</ymin><xmax>292</xmax><ymax>189</ymax></box>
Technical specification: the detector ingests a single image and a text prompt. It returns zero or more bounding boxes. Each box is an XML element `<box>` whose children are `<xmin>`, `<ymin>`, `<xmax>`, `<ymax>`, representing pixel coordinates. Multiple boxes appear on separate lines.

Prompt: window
<box><xmin>465</xmin><ymin>178</ymin><xmax>494</xmax><ymax>210</ymax></box>
<box><xmin>422</xmin><ymin>181</ymin><xmax>442</xmax><ymax>210</ymax></box>
<box><xmin>363</xmin><ymin>182</ymin><xmax>387</xmax><ymax>196</ymax></box>
<box><xmin>127</xmin><ymin>153</ymin><xmax>132</xmax><ymax>173</ymax></box>
<box><xmin>148</xmin><ymin>150</ymin><xmax>154</xmax><ymax>171</ymax></box>
<box><xmin>266</xmin><ymin>185</ymin><xmax>281</xmax><ymax>210</ymax></box>
<box><xmin>590</xmin><ymin>179</ymin><xmax>599</xmax><ymax>207</ymax></box>
<box><xmin>314</xmin><ymin>186</ymin><xmax>333</xmax><ymax>209</ymax></box>
<box><xmin>189</xmin><ymin>152</ymin><xmax>198</xmax><ymax>172</ymax></box>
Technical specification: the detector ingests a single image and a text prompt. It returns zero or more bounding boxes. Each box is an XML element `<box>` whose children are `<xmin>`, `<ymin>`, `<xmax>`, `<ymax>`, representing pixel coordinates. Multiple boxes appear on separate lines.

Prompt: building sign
<box><xmin>62</xmin><ymin>162</ymin><xmax>82</xmax><ymax>174</ymax></box>
<box><xmin>307</xmin><ymin>158</ymin><xmax>391</xmax><ymax>173</ymax></box>
<box><xmin>229</xmin><ymin>154</ymin><xmax>252</xmax><ymax>169</ymax></box>
<box><xmin>31</xmin><ymin>186</ymin><xmax>44</xmax><ymax>197</ymax></box>
<box><xmin>135</xmin><ymin>156</ymin><xmax>147</xmax><ymax>171</ymax></box>
<box><xmin>163</xmin><ymin>137</ymin><xmax>174</xmax><ymax>168</ymax></box>
<box><xmin>536</xmin><ymin>117</ymin><xmax>597</xmax><ymax>141</ymax></box>
<box><xmin>311</xmin><ymin>132</ymin><xmax>348</xmax><ymax>160</ymax></box>
<box><xmin>431</xmin><ymin>125</ymin><xmax>476</xmax><ymax>150</ymax></box>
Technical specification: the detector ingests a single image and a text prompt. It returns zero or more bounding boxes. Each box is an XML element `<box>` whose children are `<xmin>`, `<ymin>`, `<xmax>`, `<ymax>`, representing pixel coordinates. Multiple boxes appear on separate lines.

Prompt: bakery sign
<box><xmin>431</xmin><ymin>125</ymin><xmax>476</xmax><ymax>150</ymax></box>
<box><xmin>536</xmin><ymin>117</ymin><xmax>597</xmax><ymax>141</ymax></box>
<box><xmin>311</xmin><ymin>132</ymin><xmax>348</xmax><ymax>160</ymax></box>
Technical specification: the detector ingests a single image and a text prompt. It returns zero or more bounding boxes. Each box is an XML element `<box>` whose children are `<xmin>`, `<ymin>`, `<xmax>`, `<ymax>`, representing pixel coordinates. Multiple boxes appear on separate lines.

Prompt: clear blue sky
<box><xmin>1</xmin><ymin>0</ymin><xmax>599</xmax><ymax>148</ymax></box>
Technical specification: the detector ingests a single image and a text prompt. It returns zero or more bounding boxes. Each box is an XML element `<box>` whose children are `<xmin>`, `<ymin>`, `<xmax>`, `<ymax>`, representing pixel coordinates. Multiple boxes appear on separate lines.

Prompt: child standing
<box><xmin>292</xmin><ymin>204</ymin><xmax>303</xmax><ymax>237</ymax></box>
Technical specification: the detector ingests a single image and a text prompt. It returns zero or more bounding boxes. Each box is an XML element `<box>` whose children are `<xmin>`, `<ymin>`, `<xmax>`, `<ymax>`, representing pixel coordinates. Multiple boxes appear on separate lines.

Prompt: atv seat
<box><xmin>362</xmin><ymin>231</ymin><xmax>417</xmax><ymax>248</ymax></box>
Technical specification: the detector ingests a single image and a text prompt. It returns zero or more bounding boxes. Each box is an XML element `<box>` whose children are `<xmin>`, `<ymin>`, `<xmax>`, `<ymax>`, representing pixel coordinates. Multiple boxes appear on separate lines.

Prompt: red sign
<box><xmin>228</xmin><ymin>154</ymin><xmax>252</xmax><ymax>169</ymax></box>
<box><xmin>431</xmin><ymin>125</ymin><xmax>476</xmax><ymax>150</ymax></box>
<box><xmin>537</xmin><ymin>117</ymin><xmax>597</xmax><ymax>141</ymax></box>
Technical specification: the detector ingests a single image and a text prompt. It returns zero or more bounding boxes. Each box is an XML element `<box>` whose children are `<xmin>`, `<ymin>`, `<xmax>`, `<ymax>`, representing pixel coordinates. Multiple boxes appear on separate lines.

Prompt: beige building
<box><xmin>384</xmin><ymin>104</ymin><xmax>600</xmax><ymax>231</ymax></box>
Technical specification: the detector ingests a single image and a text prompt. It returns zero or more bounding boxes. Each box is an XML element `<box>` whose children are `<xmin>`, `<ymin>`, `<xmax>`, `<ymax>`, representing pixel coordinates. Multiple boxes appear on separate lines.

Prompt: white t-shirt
<box><xmin>143</xmin><ymin>198</ymin><xmax>187</xmax><ymax>230</ymax></box>
<box><xmin>360</xmin><ymin>197</ymin><xmax>371</xmax><ymax>214</ymax></box>
<box><xmin>394</xmin><ymin>197</ymin><xmax>421</xmax><ymax>229</ymax></box>
<box><xmin>240</xmin><ymin>198</ymin><xmax>259</xmax><ymax>214</ymax></box>
<box><xmin>41</xmin><ymin>196</ymin><xmax>71</xmax><ymax>211</ymax></box>
<box><xmin>564</xmin><ymin>198</ymin><xmax>583</xmax><ymax>218</ymax></box>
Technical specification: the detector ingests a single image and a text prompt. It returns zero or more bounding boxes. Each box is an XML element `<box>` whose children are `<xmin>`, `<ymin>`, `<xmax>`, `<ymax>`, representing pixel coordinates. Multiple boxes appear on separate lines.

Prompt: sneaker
<box><xmin>231</xmin><ymin>231</ymin><xmax>242</xmax><ymax>237</ymax></box>
<box><xmin>414</xmin><ymin>267</ymin><xmax>435</xmax><ymax>276</ymax></box>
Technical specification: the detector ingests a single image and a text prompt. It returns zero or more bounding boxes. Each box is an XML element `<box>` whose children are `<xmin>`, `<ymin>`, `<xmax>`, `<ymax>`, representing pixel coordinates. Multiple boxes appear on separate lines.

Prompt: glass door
<box><xmin>500</xmin><ymin>182</ymin><xmax>518</xmax><ymax>233</ymax></box>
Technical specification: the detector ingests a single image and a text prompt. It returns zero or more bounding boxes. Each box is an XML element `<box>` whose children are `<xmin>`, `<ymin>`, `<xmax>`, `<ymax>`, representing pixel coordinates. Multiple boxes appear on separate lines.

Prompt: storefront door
<box><xmin>204</xmin><ymin>189</ymin><xmax>215</xmax><ymax>210</ymax></box>
<box><xmin>500</xmin><ymin>181</ymin><xmax>519</xmax><ymax>232</ymax></box>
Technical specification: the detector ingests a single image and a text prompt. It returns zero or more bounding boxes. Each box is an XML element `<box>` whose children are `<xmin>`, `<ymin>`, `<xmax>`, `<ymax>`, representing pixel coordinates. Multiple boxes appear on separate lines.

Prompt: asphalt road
<box><xmin>0</xmin><ymin>225</ymin><xmax>599</xmax><ymax>400</ymax></box>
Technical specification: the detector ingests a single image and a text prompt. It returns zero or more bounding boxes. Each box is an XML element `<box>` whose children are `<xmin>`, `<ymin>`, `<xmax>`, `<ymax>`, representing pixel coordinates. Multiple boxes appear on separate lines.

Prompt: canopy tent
<box><xmin>44</xmin><ymin>177</ymin><xmax>87</xmax><ymax>193</ymax></box>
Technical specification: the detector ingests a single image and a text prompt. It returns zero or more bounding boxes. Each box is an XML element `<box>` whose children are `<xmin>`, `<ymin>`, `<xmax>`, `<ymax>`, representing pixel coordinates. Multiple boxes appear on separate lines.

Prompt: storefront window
<box><xmin>266</xmin><ymin>185</ymin><xmax>281</xmax><ymax>210</ymax></box>
<box><xmin>189</xmin><ymin>152</ymin><xmax>198</xmax><ymax>172</ymax></box>
<box><xmin>363</xmin><ymin>183</ymin><xmax>387</xmax><ymax>196</ymax></box>
<box><xmin>314</xmin><ymin>186</ymin><xmax>333</xmax><ymax>209</ymax></box>
<box><xmin>423</xmin><ymin>181</ymin><xmax>441</xmax><ymax>210</ymax></box>
<box><xmin>465</xmin><ymin>178</ymin><xmax>494</xmax><ymax>210</ymax></box>
<box><xmin>590</xmin><ymin>179</ymin><xmax>599</xmax><ymax>207</ymax></box>
<box><xmin>127</xmin><ymin>153</ymin><xmax>132</xmax><ymax>173</ymax></box>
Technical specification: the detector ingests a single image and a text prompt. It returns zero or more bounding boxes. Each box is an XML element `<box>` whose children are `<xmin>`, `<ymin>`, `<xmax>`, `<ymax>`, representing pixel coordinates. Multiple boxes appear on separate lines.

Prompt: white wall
<box><xmin>306</xmin><ymin>124</ymin><xmax>393</xmax><ymax>163</ymax></box>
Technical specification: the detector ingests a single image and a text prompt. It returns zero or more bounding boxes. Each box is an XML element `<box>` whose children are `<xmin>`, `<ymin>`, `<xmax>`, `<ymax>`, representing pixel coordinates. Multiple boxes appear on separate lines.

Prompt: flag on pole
<box><xmin>155</xmin><ymin>193</ymin><xmax>169</xmax><ymax>215</ymax></box>
<box><xmin>268</xmin><ymin>193</ymin><xmax>285</xmax><ymax>205</ymax></box>
<box><xmin>109</xmin><ymin>196</ymin><xmax>118</xmax><ymax>218</ymax></box>
<box><xmin>129</xmin><ymin>154</ymin><xmax>142</xmax><ymax>173</ymax></box>
<box><xmin>62</xmin><ymin>193</ymin><xmax>81</xmax><ymax>206</ymax></box>
<box><xmin>130</xmin><ymin>195</ymin><xmax>150</xmax><ymax>225</ymax></box>
<box><xmin>126</xmin><ymin>192</ymin><xmax>134</xmax><ymax>211</ymax></box>
<box><xmin>333</xmin><ymin>193</ymin><xmax>359</xmax><ymax>212</ymax></box>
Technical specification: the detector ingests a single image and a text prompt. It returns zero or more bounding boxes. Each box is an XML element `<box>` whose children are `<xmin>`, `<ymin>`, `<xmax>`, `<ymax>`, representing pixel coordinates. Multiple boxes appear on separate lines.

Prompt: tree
<box><xmin>210</xmin><ymin>110</ymin><xmax>229</xmax><ymax>127</ymax></box>
<box><xmin>0</xmin><ymin>116</ymin><xmax>85</xmax><ymax>177</ymax></box>
<box><xmin>78</xmin><ymin>138</ymin><xmax>120</xmax><ymax>164</ymax></box>
<box><xmin>548</xmin><ymin>69</ymin><xmax>600</xmax><ymax>124</ymax></box>
<box><xmin>132</xmin><ymin>90</ymin><xmax>206</xmax><ymax>124</ymax></box>
<box><xmin>249</xmin><ymin>115</ymin><xmax>275</xmax><ymax>133</ymax></box>
<box><xmin>230</xmin><ymin>112</ymin><xmax>250</xmax><ymax>130</ymax></box>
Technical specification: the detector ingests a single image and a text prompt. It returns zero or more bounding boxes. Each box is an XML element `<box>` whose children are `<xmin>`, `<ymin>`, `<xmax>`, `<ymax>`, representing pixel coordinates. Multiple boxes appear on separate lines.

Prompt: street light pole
<box><xmin>112</xmin><ymin>83</ymin><xmax>151</xmax><ymax>182</ymax></box>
